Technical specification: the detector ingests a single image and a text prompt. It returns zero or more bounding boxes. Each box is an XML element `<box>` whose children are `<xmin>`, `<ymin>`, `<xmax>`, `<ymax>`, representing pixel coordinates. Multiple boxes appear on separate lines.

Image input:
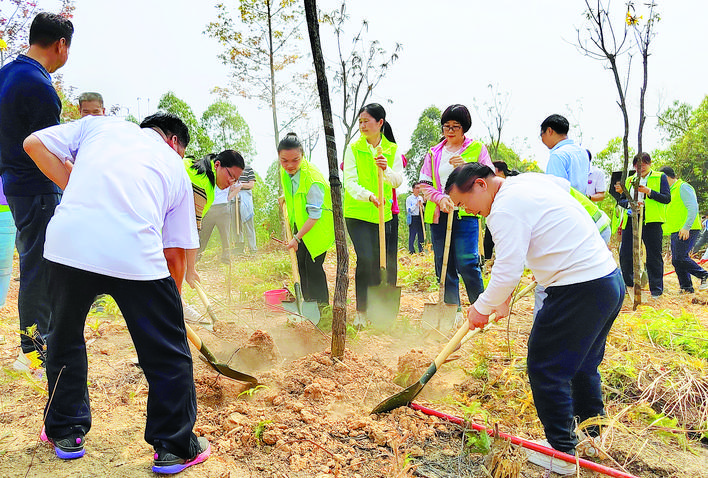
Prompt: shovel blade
<box><xmin>198</xmin><ymin>354</ymin><xmax>259</xmax><ymax>384</ymax></box>
<box><xmin>421</xmin><ymin>302</ymin><xmax>458</xmax><ymax>332</ymax></box>
<box><xmin>371</xmin><ymin>381</ymin><xmax>423</xmax><ymax>414</ymax></box>
<box><xmin>367</xmin><ymin>284</ymin><xmax>401</xmax><ymax>330</ymax></box>
<box><xmin>281</xmin><ymin>300</ymin><xmax>321</xmax><ymax>326</ymax></box>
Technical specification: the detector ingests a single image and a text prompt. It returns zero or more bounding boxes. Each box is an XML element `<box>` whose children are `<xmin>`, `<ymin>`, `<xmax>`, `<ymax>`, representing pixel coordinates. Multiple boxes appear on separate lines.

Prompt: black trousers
<box><xmin>408</xmin><ymin>215</ymin><xmax>424</xmax><ymax>253</ymax></box>
<box><xmin>44</xmin><ymin>261</ymin><xmax>198</xmax><ymax>459</ymax></box>
<box><xmin>346</xmin><ymin>217</ymin><xmax>397</xmax><ymax>312</ymax></box>
<box><xmin>295</xmin><ymin>237</ymin><xmax>329</xmax><ymax>304</ymax></box>
<box><xmin>619</xmin><ymin>220</ymin><xmax>664</xmax><ymax>296</ymax></box>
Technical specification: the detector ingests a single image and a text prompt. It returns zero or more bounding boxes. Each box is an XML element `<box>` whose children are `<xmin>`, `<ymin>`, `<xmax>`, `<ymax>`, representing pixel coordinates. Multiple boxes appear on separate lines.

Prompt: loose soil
<box><xmin>1</xmin><ymin>249</ymin><xmax>707</xmax><ymax>477</ymax></box>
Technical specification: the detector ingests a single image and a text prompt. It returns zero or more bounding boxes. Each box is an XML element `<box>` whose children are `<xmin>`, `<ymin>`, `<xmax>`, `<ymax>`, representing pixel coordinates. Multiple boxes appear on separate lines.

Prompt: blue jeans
<box><xmin>671</xmin><ymin>229</ymin><xmax>708</xmax><ymax>292</ymax></box>
<box><xmin>528</xmin><ymin>269</ymin><xmax>624</xmax><ymax>452</ymax></box>
<box><xmin>6</xmin><ymin>193</ymin><xmax>61</xmax><ymax>353</ymax></box>
<box><xmin>429</xmin><ymin>212</ymin><xmax>484</xmax><ymax>306</ymax></box>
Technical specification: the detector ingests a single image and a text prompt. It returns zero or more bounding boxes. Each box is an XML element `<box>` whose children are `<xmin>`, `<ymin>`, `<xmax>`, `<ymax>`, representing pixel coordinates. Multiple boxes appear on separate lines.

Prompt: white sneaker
<box><xmin>525</xmin><ymin>439</ymin><xmax>577</xmax><ymax>476</ymax></box>
<box><xmin>183</xmin><ymin>302</ymin><xmax>213</xmax><ymax>329</ymax></box>
<box><xmin>699</xmin><ymin>277</ymin><xmax>708</xmax><ymax>291</ymax></box>
<box><xmin>352</xmin><ymin>311</ymin><xmax>367</xmax><ymax>327</ymax></box>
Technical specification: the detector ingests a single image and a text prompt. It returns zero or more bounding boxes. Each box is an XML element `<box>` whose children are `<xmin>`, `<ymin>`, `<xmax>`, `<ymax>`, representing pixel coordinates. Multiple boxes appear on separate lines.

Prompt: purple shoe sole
<box><xmin>152</xmin><ymin>442</ymin><xmax>211</xmax><ymax>474</ymax></box>
<box><xmin>40</xmin><ymin>426</ymin><xmax>85</xmax><ymax>460</ymax></box>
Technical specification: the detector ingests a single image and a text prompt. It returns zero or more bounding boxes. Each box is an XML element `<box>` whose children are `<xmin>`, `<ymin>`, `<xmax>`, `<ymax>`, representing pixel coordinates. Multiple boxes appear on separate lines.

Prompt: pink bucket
<box><xmin>264</xmin><ymin>289</ymin><xmax>289</xmax><ymax>310</ymax></box>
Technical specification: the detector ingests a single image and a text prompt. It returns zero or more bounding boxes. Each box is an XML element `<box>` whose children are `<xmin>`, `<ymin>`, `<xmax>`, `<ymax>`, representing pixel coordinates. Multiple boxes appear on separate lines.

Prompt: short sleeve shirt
<box><xmin>34</xmin><ymin>116</ymin><xmax>198</xmax><ymax>280</ymax></box>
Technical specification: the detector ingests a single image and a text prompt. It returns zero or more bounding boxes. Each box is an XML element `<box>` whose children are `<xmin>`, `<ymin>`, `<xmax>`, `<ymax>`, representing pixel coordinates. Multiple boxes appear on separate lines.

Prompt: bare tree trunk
<box><xmin>304</xmin><ymin>0</ymin><xmax>349</xmax><ymax>359</ymax></box>
<box><xmin>267</xmin><ymin>0</ymin><xmax>280</xmax><ymax>150</ymax></box>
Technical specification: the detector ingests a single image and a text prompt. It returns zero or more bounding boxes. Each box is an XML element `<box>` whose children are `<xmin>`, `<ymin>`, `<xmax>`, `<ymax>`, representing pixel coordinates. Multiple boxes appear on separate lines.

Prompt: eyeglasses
<box><xmin>224</xmin><ymin>168</ymin><xmax>237</xmax><ymax>182</ymax></box>
<box><xmin>442</xmin><ymin>124</ymin><xmax>462</xmax><ymax>132</ymax></box>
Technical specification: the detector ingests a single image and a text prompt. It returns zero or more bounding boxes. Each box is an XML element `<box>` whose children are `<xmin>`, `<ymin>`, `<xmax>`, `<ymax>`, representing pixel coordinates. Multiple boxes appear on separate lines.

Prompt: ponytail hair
<box><xmin>191</xmin><ymin>150</ymin><xmax>245</xmax><ymax>187</ymax></box>
<box><xmin>359</xmin><ymin>103</ymin><xmax>396</xmax><ymax>144</ymax></box>
<box><xmin>192</xmin><ymin>153</ymin><xmax>216</xmax><ymax>186</ymax></box>
<box><xmin>277</xmin><ymin>132</ymin><xmax>304</xmax><ymax>154</ymax></box>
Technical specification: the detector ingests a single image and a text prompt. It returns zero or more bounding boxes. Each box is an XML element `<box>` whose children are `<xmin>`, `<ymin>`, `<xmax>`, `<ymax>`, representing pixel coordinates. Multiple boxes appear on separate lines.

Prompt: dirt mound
<box><xmin>195</xmin><ymin>349</ymin><xmax>467</xmax><ymax>477</ymax></box>
<box><xmin>395</xmin><ymin>349</ymin><xmax>432</xmax><ymax>387</ymax></box>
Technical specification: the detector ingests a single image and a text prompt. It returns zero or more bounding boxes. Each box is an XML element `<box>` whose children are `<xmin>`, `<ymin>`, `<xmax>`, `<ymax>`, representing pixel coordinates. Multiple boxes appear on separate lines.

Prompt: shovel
<box><xmin>419</xmin><ymin>201</ymin><xmax>426</xmax><ymax>245</ymax></box>
<box><xmin>372</xmin><ymin>318</ymin><xmax>485</xmax><ymax>414</ymax></box>
<box><xmin>367</xmin><ymin>166</ymin><xmax>402</xmax><ymax>330</ymax></box>
<box><xmin>184</xmin><ymin>322</ymin><xmax>258</xmax><ymax>384</ymax></box>
<box><xmin>193</xmin><ymin>282</ymin><xmax>217</xmax><ymax>327</ymax></box>
<box><xmin>421</xmin><ymin>210</ymin><xmax>456</xmax><ymax>332</ymax></box>
<box><xmin>279</xmin><ymin>201</ymin><xmax>320</xmax><ymax>326</ymax></box>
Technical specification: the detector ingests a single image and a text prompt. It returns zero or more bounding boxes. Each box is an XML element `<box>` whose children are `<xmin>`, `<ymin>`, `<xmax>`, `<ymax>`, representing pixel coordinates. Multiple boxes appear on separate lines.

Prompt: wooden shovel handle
<box><xmin>438</xmin><ymin>210</ymin><xmax>455</xmax><ymax>302</ymax></box>
<box><xmin>378</xmin><ymin>167</ymin><xmax>386</xmax><ymax>270</ymax></box>
<box><xmin>193</xmin><ymin>282</ymin><xmax>210</xmax><ymax>310</ymax></box>
<box><xmin>281</xmin><ymin>200</ymin><xmax>302</xmax><ymax>285</ymax></box>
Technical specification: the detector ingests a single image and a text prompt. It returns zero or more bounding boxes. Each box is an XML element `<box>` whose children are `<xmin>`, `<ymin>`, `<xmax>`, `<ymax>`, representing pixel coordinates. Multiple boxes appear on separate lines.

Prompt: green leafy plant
<box><xmin>253</xmin><ymin>419</ymin><xmax>272</xmax><ymax>443</ymax></box>
<box><xmin>635</xmin><ymin>309</ymin><xmax>708</xmax><ymax>360</ymax></box>
<box><xmin>237</xmin><ymin>384</ymin><xmax>268</xmax><ymax>399</ymax></box>
<box><xmin>465</xmin><ymin>429</ymin><xmax>492</xmax><ymax>454</ymax></box>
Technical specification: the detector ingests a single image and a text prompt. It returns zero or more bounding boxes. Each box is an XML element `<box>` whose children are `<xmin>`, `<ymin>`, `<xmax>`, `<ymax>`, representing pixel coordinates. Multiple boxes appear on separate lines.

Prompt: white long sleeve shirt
<box><xmin>474</xmin><ymin>173</ymin><xmax>617</xmax><ymax>315</ymax></box>
<box><xmin>343</xmin><ymin>138</ymin><xmax>403</xmax><ymax>201</ymax></box>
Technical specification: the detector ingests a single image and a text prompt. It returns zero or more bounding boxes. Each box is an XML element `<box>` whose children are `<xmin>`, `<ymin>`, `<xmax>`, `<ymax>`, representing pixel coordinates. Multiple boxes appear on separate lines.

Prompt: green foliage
<box><xmin>655</xmin><ymin>95</ymin><xmax>708</xmax><ymax>210</ymax></box>
<box><xmin>632</xmin><ymin>404</ymin><xmax>689</xmax><ymax>450</ymax></box>
<box><xmin>405</xmin><ymin>106</ymin><xmax>441</xmax><ymax>186</ymax></box>
<box><xmin>238</xmin><ymin>384</ymin><xmax>268</xmax><ymax>399</ymax></box>
<box><xmin>253</xmin><ymin>419</ymin><xmax>272</xmax><ymax>443</ymax></box>
<box><xmin>201</xmin><ymin>100</ymin><xmax>256</xmax><ymax>157</ymax></box>
<box><xmin>252</xmin><ymin>160</ymin><xmax>282</xmax><ymax>246</ymax></box>
<box><xmin>638</xmin><ymin>308</ymin><xmax>708</xmax><ymax>360</ymax></box>
<box><xmin>465</xmin><ymin>429</ymin><xmax>492</xmax><ymax>455</ymax></box>
<box><xmin>53</xmin><ymin>75</ymin><xmax>80</xmax><ymax>124</ymax></box>
<box><xmin>595</xmin><ymin>136</ymin><xmax>635</xmax><ymax>178</ymax></box>
<box><xmin>396</xmin><ymin>253</ymin><xmax>438</xmax><ymax>292</ymax></box>
<box><xmin>158</xmin><ymin>91</ymin><xmax>213</xmax><ymax>158</ymax></box>
<box><xmin>231</xmin><ymin>250</ymin><xmax>291</xmax><ymax>301</ymax></box>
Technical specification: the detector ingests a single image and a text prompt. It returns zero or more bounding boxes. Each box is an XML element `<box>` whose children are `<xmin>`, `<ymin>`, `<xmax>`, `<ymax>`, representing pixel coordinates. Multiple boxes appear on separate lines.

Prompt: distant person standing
<box><xmin>406</xmin><ymin>182</ymin><xmax>424</xmax><ymax>254</ymax></box>
<box><xmin>233</xmin><ymin>164</ymin><xmax>257</xmax><ymax>255</ymax></box>
<box><xmin>77</xmin><ymin>92</ymin><xmax>105</xmax><ymax>117</ymax></box>
<box><xmin>659</xmin><ymin>166</ymin><xmax>708</xmax><ymax>293</ymax></box>
<box><xmin>540</xmin><ymin>114</ymin><xmax>589</xmax><ymax>194</ymax></box>
<box><xmin>586</xmin><ymin>150</ymin><xmax>606</xmax><ymax>202</ymax></box>
<box><xmin>0</xmin><ymin>12</ymin><xmax>74</xmax><ymax>372</ymax></box>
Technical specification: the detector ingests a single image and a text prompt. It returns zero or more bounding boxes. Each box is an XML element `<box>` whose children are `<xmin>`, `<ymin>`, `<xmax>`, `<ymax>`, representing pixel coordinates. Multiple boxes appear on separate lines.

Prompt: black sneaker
<box><xmin>41</xmin><ymin>426</ymin><xmax>85</xmax><ymax>459</ymax></box>
<box><xmin>152</xmin><ymin>437</ymin><xmax>210</xmax><ymax>474</ymax></box>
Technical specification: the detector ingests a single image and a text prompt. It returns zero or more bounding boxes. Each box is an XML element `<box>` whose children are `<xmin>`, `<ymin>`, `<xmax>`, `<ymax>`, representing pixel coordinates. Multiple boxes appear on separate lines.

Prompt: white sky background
<box><xmin>50</xmin><ymin>0</ymin><xmax>708</xmax><ymax>182</ymax></box>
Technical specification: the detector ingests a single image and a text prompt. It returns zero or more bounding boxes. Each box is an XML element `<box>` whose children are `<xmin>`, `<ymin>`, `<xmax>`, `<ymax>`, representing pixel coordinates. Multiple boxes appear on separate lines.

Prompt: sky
<box><xmin>27</xmin><ymin>0</ymin><xmax>708</xmax><ymax>182</ymax></box>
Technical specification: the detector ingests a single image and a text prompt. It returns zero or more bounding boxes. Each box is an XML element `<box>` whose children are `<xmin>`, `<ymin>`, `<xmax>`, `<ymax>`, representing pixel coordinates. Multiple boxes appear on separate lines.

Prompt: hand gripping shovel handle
<box><xmin>193</xmin><ymin>282</ymin><xmax>217</xmax><ymax>323</ymax></box>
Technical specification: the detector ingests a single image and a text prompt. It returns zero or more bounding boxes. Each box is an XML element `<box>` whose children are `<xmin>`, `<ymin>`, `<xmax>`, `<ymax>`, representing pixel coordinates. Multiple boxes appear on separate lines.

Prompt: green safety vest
<box><xmin>623</xmin><ymin>170</ymin><xmax>667</xmax><ymax>226</ymax></box>
<box><xmin>185</xmin><ymin>159</ymin><xmax>215</xmax><ymax>230</ymax></box>
<box><xmin>343</xmin><ymin>135</ymin><xmax>397</xmax><ymax>223</ymax></box>
<box><xmin>280</xmin><ymin>157</ymin><xmax>335</xmax><ymax>259</ymax></box>
<box><xmin>424</xmin><ymin>141</ymin><xmax>484</xmax><ymax>223</ymax></box>
<box><xmin>569</xmin><ymin>187</ymin><xmax>609</xmax><ymax>233</ymax></box>
<box><xmin>662</xmin><ymin>179</ymin><xmax>702</xmax><ymax>235</ymax></box>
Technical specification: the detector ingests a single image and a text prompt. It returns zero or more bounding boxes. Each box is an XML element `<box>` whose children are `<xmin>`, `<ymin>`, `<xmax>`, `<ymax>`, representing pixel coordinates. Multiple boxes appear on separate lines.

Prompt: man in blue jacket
<box><xmin>0</xmin><ymin>12</ymin><xmax>74</xmax><ymax>371</ymax></box>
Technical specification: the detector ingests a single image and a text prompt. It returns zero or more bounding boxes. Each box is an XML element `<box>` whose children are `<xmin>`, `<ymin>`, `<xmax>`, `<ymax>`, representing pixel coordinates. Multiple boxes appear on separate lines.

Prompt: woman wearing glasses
<box><xmin>419</xmin><ymin>104</ymin><xmax>493</xmax><ymax>323</ymax></box>
<box><xmin>343</xmin><ymin>103</ymin><xmax>404</xmax><ymax>326</ymax></box>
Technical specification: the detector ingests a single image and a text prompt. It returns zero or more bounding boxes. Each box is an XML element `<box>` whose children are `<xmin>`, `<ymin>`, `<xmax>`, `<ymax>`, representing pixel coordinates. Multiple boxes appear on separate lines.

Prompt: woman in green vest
<box><xmin>184</xmin><ymin>150</ymin><xmax>244</xmax><ymax>290</ymax></box>
<box><xmin>186</xmin><ymin>150</ymin><xmax>245</xmax><ymax>231</ymax></box>
<box><xmin>343</xmin><ymin>103</ymin><xmax>404</xmax><ymax>325</ymax></box>
<box><xmin>658</xmin><ymin>166</ymin><xmax>708</xmax><ymax>293</ymax></box>
<box><xmin>278</xmin><ymin>133</ymin><xmax>334</xmax><ymax>304</ymax></box>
